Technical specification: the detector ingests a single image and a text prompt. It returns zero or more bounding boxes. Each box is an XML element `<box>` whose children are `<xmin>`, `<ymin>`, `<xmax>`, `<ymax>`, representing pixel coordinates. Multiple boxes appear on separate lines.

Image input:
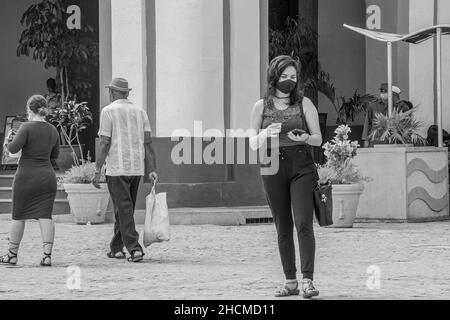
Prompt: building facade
<box><xmin>1</xmin><ymin>0</ymin><xmax>449</xmax><ymax>210</ymax></box>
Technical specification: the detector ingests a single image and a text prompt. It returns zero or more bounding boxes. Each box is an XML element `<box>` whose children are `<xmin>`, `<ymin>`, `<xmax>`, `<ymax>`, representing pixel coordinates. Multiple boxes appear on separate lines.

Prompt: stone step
<box><xmin>0</xmin><ymin>175</ymin><xmax>15</xmax><ymax>187</ymax></box>
<box><xmin>0</xmin><ymin>205</ymin><xmax>273</xmax><ymax>226</ymax></box>
<box><xmin>0</xmin><ymin>199</ymin><xmax>70</xmax><ymax>215</ymax></box>
<box><xmin>0</xmin><ymin>188</ymin><xmax>68</xmax><ymax>200</ymax></box>
<box><xmin>132</xmin><ymin>206</ymin><xmax>273</xmax><ymax>226</ymax></box>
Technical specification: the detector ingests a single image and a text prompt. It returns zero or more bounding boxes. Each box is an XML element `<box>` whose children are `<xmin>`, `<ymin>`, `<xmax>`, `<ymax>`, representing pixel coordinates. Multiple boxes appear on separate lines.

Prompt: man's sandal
<box><xmin>0</xmin><ymin>250</ymin><xmax>18</xmax><ymax>266</ymax></box>
<box><xmin>127</xmin><ymin>250</ymin><xmax>144</xmax><ymax>263</ymax></box>
<box><xmin>274</xmin><ymin>284</ymin><xmax>300</xmax><ymax>297</ymax></box>
<box><xmin>107</xmin><ymin>251</ymin><xmax>127</xmax><ymax>259</ymax></box>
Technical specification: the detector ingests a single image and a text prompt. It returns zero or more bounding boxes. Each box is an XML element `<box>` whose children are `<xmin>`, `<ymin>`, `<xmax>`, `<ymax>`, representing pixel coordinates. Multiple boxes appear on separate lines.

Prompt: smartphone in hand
<box><xmin>291</xmin><ymin>129</ymin><xmax>307</xmax><ymax>136</ymax></box>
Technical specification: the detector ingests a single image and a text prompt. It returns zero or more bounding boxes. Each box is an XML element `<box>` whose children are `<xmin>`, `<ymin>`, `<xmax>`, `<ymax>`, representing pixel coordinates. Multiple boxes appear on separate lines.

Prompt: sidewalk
<box><xmin>1</xmin><ymin>220</ymin><xmax>450</xmax><ymax>300</ymax></box>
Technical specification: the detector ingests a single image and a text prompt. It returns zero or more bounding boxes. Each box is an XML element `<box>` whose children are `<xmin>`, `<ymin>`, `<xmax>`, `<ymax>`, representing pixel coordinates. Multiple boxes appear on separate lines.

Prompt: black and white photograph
<box><xmin>0</xmin><ymin>0</ymin><xmax>450</xmax><ymax>309</ymax></box>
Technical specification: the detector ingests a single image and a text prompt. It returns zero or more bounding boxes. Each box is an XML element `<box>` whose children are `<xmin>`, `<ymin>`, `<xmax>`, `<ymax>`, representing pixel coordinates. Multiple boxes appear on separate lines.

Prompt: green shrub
<box><xmin>59</xmin><ymin>161</ymin><xmax>105</xmax><ymax>186</ymax></box>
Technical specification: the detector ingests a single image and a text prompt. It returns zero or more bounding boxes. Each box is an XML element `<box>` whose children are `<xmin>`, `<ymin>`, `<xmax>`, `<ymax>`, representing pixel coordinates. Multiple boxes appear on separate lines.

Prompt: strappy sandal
<box><xmin>0</xmin><ymin>242</ymin><xmax>19</xmax><ymax>266</ymax></box>
<box><xmin>40</xmin><ymin>253</ymin><xmax>52</xmax><ymax>267</ymax></box>
<box><xmin>302</xmin><ymin>279</ymin><xmax>319</xmax><ymax>299</ymax></box>
<box><xmin>107</xmin><ymin>250</ymin><xmax>127</xmax><ymax>259</ymax></box>
<box><xmin>127</xmin><ymin>250</ymin><xmax>144</xmax><ymax>263</ymax></box>
<box><xmin>40</xmin><ymin>242</ymin><xmax>53</xmax><ymax>267</ymax></box>
<box><xmin>274</xmin><ymin>284</ymin><xmax>300</xmax><ymax>297</ymax></box>
<box><xmin>0</xmin><ymin>250</ymin><xmax>18</xmax><ymax>266</ymax></box>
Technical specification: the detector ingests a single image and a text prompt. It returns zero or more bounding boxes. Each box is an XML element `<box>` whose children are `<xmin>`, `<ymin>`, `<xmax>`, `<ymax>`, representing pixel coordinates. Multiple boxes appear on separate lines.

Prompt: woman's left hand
<box><xmin>287</xmin><ymin>131</ymin><xmax>309</xmax><ymax>143</ymax></box>
<box><xmin>4</xmin><ymin>130</ymin><xmax>14</xmax><ymax>147</ymax></box>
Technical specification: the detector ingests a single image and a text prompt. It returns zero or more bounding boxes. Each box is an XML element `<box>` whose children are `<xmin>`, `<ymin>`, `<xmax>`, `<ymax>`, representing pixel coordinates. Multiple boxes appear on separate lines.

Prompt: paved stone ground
<box><xmin>1</xmin><ymin>219</ymin><xmax>450</xmax><ymax>300</ymax></box>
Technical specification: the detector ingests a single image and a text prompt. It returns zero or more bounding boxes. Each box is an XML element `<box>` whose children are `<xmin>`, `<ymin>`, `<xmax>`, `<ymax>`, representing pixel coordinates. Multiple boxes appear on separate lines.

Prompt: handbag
<box><xmin>313</xmin><ymin>170</ymin><xmax>334</xmax><ymax>227</ymax></box>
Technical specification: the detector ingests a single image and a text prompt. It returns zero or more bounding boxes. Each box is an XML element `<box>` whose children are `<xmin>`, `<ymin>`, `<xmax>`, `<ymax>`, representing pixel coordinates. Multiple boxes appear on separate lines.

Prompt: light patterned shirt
<box><xmin>98</xmin><ymin>99</ymin><xmax>151</xmax><ymax>176</ymax></box>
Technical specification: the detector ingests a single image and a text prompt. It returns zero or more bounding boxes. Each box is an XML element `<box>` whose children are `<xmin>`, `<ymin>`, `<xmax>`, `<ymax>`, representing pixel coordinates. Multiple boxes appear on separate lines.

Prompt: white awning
<box><xmin>344</xmin><ymin>24</ymin><xmax>450</xmax><ymax>148</ymax></box>
<box><xmin>343</xmin><ymin>24</ymin><xmax>450</xmax><ymax>44</ymax></box>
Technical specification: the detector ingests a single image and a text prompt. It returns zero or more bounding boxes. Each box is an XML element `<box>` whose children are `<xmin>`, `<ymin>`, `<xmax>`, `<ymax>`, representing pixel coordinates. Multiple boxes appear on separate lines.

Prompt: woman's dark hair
<box><xmin>264</xmin><ymin>55</ymin><xmax>304</xmax><ymax>105</ymax></box>
<box><xmin>27</xmin><ymin>95</ymin><xmax>49</xmax><ymax>117</ymax></box>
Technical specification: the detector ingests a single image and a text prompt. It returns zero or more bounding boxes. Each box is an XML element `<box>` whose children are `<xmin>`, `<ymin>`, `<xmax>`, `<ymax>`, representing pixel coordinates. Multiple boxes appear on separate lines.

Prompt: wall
<box><xmin>407</xmin><ymin>0</ymin><xmax>450</xmax><ymax>135</ymax></box>
<box><xmin>229</xmin><ymin>0</ymin><xmax>262</xmax><ymax>131</ymax></box>
<box><xmin>0</xmin><ymin>0</ymin><xmax>56</xmax><ymax>132</ymax></box>
<box><xmin>409</xmin><ymin>0</ymin><xmax>436</xmax><ymax>136</ymax></box>
<box><xmin>99</xmin><ymin>0</ymin><xmax>112</xmax><ymax>111</ymax></box>
<box><xmin>111</xmin><ymin>0</ymin><xmax>147</xmax><ymax>111</ymax></box>
<box><xmin>437</xmin><ymin>0</ymin><xmax>450</xmax><ymax>132</ymax></box>
<box><xmin>154</xmin><ymin>0</ymin><xmax>224</xmax><ymax>138</ymax></box>
<box><xmin>318</xmin><ymin>0</ymin><xmax>367</xmax><ymax>126</ymax></box>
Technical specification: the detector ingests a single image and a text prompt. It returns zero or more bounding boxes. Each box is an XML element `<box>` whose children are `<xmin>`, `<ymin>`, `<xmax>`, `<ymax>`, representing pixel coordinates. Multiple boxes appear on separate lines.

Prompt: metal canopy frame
<box><xmin>344</xmin><ymin>24</ymin><xmax>450</xmax><ymax>148</ymax></box>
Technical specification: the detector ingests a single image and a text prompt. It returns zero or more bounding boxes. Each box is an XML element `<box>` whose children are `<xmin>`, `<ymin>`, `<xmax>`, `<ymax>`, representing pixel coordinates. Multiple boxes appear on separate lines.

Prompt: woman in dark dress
<box><xmin>0</xmin><ymin>95</ymin><xmax>60</xmax><ymax>267</ymax></box>
<box><xmin>250</xmin><ymin>56</ymin><xmax>323</xmax><ymax>299</ymax></box>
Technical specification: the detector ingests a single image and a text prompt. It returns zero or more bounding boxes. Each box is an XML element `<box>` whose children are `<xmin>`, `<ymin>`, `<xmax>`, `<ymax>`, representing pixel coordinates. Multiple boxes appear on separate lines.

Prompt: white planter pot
<box><xmin>328</xmin><ymin>184</ymin><xmax>364</xmax><ymax>228</ymax></box>
<box><xmin>64</xmin><ymin>184</ymin><xmax>110</xmax><ymax>225</ymax></box>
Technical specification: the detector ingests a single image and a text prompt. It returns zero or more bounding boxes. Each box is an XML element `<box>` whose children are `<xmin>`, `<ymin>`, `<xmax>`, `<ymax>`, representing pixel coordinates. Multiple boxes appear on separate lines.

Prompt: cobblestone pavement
<box><xmin>1</xmin><ymin>219</ymin><xmax>450</xmax><ymax>300</ymax></box>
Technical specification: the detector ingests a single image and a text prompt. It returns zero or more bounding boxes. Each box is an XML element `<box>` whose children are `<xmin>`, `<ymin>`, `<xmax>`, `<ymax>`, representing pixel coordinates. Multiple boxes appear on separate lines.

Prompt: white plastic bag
<box><xmin>9</xmin><ymin>150</ymin><xmax>22</xmax><ymax>159</ymax></box>
<box><xmin>143</xmin><ymin>185</ymin><xmax>170</xmax><ymax>248</ymax></box>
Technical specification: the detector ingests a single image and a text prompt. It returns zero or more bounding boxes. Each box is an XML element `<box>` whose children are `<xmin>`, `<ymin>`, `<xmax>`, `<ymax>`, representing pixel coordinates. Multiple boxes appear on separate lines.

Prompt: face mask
<box><xmin>380</xmin><ymin>93</ymin><xmax>388</xmax><ymax>101</ymax></box>
<box><xmin>276</xmin><ymin>79</ymin><xmax>297</xmax><ymax>95</ymax></box>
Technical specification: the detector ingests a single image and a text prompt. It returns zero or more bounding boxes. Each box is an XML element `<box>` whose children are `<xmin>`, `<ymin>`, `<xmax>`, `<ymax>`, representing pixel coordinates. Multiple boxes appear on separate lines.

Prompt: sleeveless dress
<box><xmin>8</xmin><ymin>122</ymin><xmax>60</xmax><ymax>220</ymax></box>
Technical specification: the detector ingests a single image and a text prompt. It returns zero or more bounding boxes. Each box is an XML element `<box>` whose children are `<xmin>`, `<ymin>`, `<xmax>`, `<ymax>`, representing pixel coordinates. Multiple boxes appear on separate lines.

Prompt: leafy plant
<box><xmin>315</xmin><ymin>74</ymin><xmax>377</xmax><ymax>125</ymax></box>
<box><xmin>335</xmin><ymin>91</ymin><xmax>377</xmax><ymax>125</ymax></box>
<box><xmin>58</xmin><ymin>160</ymin><xmax>105</xmax><ymax>186</ymax></box>
<box><xmin>16</xmin><ymin>0</ymin><xmax>98</xmax><ymax>104</ymax></box>
<box><xmin>368</xmin><ymin>107</ymin><xmax>427</xmax><ymax>145</ymax></box>
<box><xmin>47</xmin><ymin>100</ymin><xmax>92</xmax><ymax>162</ymax></box>
<box><xmin>318</xmin><ymin>125</ymin><xmax>369</xmax><ymax>185</ymax></box>
<box><xmin>269</xmin><ymin>16</ymin><xmax>333</xmax><ymax>102</ymax></box>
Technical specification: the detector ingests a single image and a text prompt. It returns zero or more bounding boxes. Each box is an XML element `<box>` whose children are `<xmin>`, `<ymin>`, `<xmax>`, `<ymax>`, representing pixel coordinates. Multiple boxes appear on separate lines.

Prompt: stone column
<box><xmin>99</xmin><ymin>0</ymin><xmax>112</xmax><ymax>110</ymax></box>
<box><xmin>155</xmin><ymin>0</ymin><xmax>224</xmax><ymax>137</ymax></box>
<box><xmin>436</xmin><ymin>0</ymin><xmax>450</xmax><ymax>132</ymax></box>
<box><xmin>229</xmin><ymin>0</ymin><xmax>261</xmax><ymax>131</ymax></box>
<box><xmin>110</xmin><ymin>0</ymin><xmax>147</xmax><ymax>110</ymax></box>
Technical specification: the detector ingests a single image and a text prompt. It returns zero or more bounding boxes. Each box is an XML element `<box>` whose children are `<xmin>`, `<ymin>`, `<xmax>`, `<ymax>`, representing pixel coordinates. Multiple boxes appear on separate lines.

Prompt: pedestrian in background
<box><xmin>249</xmin><ymin>55</ymin><xmax>323</xmax><ymax>299</ymax></box>
<box><xmin>93</xmin><ymin>77</ymin><xmax>158</xmax><ymax>263</ymax></box>
<box><xmin>0</xmin><ymin>95</ymin><xmax>60</xmax><ymax>267</ymax></box>
<box><xmin>362</xmin><ymin>83</ymin><xmax>401</xmax><ymax>147</ymax></box>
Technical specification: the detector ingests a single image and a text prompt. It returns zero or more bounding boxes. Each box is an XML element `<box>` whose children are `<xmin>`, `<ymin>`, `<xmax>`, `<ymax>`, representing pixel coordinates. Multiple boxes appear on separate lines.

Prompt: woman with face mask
<box><xmin>0</xmin><ymin>95</ymin><xmax>60</xmax><ymax>267</ymax></box>
<box><xmin>250</xmin><ymin>55</ymin><xmax>323</xmax><ymax>299</ymax></box>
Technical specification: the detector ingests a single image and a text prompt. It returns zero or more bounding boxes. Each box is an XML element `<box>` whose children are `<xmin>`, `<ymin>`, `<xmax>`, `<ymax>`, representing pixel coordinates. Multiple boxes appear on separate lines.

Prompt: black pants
<box><xmin>262</xmin><ymin>145</ymin><xmax>317</xmax><ymax>281</ymax></box>
<box><xmin>106</xmin><ymin>176</ymin><xmax>143</xmax><ymax>254</ymax></box>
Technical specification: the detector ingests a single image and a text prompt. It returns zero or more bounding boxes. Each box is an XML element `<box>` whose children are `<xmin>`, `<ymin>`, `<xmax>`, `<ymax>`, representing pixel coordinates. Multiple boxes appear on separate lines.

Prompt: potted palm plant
<box><xmin>317</xmin><ymin>125</ymin><xmax>370</xmax><ymax>228</ymax></box>
<box><xmin>368</xmin><ymin>107</ymin><xmax>427</xmax><ymax>146</ymax></box>
<box><xmin>353</xmin><ymin>107</ymin><xmax>449</xmax><ymax>222</ymax></box>
<box><xmin>59</xmin><ymin>160</ymin><xmax>109</xmax><ymax>225</ymax></box>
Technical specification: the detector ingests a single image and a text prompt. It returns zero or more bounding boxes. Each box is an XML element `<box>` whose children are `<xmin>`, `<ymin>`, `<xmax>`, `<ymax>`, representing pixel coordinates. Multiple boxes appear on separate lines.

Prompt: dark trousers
<box><xmin>106</xmin><ymin>176</ymin><xmax>143</xmax><ymax>254</ymax></box>
<box><xmin>262</xmin><ymin>146</ymin><xmax>317</xmax><ymax>281</ymax></box>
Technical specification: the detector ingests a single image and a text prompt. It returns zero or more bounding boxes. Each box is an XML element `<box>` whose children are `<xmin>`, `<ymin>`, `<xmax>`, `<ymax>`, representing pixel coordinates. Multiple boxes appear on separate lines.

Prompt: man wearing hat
<box><xmin>362</xmin><ymin>83</ymin><xmax>402</xmax><ymax>147</ymax></box>
<box><xmin>93</xmin><ymin>77</ymin><xmax>158</xmax><ymax>263</ymax></box>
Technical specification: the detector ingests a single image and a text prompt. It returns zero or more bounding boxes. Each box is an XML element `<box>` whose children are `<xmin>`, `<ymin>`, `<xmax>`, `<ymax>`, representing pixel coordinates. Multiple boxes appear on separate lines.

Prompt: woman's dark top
<box><xmin>261</xmin><ymin>98</ymin><xmax>309</xmax><ymax>148</ymax></box>
<box><xmin>7</xmin><ymin>122</ymin><xmax>60</xmax><ymax>220</ymax></box>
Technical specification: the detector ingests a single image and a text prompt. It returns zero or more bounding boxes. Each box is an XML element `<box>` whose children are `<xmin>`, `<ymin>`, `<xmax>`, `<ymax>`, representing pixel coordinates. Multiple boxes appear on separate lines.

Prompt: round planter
<box><xmin>64</xmin><ymin>183</ymin><xmax>110</xmax><ymax>225</ymax></box>
<box><xmin>328</xmin><ymin>183</ymin><xmax>364</xmax><ymax>228</ymax></box>
<box><xmin>56</xmin><ymin>145</ymin><xmax>84</xmax><ymax>172</ymax></box>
